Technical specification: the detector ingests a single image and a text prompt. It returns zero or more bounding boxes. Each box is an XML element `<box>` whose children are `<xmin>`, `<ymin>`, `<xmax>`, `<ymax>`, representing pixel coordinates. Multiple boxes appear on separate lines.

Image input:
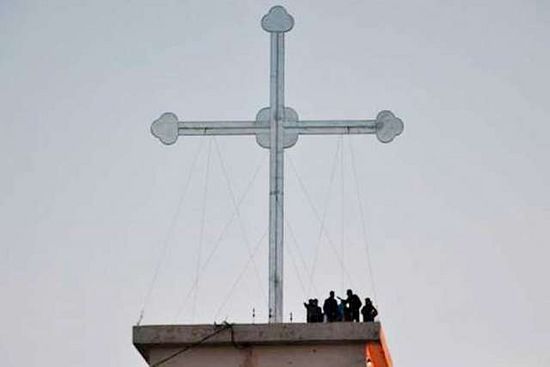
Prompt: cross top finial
<box><xmin>150</xmin><ymin>6</ymin><xmax>403</xmax><ymax>323</ymax></box>
<box><xmin>261</xmin><ymin>6</ymin><xmax>294</xmax><ymax>33</ymax></box>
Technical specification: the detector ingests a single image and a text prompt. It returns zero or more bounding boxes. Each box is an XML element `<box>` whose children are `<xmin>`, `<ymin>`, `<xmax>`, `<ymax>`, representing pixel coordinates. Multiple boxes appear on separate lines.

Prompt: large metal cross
<box><xmin>150</xmin><ymin>6</ymin><xmax>403</xmax><ymax>323</ymax></box>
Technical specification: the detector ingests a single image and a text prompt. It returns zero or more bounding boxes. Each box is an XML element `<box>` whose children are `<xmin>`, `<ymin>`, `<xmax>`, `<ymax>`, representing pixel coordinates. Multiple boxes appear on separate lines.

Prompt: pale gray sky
<box><xmin>1</xmin><ymin>0</ymin><xmax>549</xmax><ymax>366</ymax></box>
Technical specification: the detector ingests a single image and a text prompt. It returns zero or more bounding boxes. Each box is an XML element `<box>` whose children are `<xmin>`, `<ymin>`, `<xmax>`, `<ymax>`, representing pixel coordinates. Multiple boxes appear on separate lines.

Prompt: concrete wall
<box><xmin>134</xmin><ymin>323</ymin><xmax>386</xmax><ymax>367</ymax></box>
<box><xmin>149</xmin><ymin>344</ymin><xmax>367</xmax><ymax>367</ymax></box>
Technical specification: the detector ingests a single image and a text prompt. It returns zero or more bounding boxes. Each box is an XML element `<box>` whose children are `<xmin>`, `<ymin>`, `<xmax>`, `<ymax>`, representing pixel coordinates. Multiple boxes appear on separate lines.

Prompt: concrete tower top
<box><xmin>133</xmin><ymin>322</ymin><xmax>392</xmax><ymax>367</ymax></box>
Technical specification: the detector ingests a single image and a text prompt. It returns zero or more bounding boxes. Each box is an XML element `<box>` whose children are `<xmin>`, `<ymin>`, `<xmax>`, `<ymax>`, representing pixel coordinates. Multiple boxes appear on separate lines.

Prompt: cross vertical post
<box><xmin>150</xmin><ymin>5</ymin><xmax>403</xmax><ymax>324</ymax></box>
<box><xmin>263</xmin><ymin>5</ymin><xmax>293</xmax><ymax>323</ymax></box>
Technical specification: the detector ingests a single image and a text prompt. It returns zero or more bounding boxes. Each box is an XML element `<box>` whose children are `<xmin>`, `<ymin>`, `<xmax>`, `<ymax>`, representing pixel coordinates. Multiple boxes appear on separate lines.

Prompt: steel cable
<box><xmin>173</xmin><ymin>154</ymin><xmax>265</xmax><ymax>321</ymax></box>
<box><xmin>288</xmin><ymin>154</ymin><xmax>356</xmax><ymax>290</ymax></box>
<box><xmin>151</xmin><ymin>322</ymin><xmax>234</xmax><ymax>367</ymax></box>
<box><xmin>213</xmin><ymin>138</ymin><xmax>266</xmax><ymax>300</ymax></box>
<box><xmin>286</xmin><ymin>226</ymin><xmax>308</xmax><ymax>296</ymax></box>
<box><xmin>213</xmin><ymin>229</ymin><xmax>268</xmax><ymax>321</ymax></box>
<box><xmin>348</xmin><ymin>137</ymin><xmax>379</xmax><ymax>303</ymax></box>
<box><xmin>191</xmin><ymin>138</ymin><xmax>213</xmax><ymax>321</ymax></box>
<box><xmin>138</xmin><ymin>141</ymin><xmax>204</xmax><ymax>324</ymax></box>
<box><xmin>284</xmin><ymin>217</ymin><xmax>318</xmax><ymax>295</ymax></box>
<box><xmin>340</xmin><ymin>135</ymin><xmax>345</xmax><ymax>293</ymax></box>
<box><xmin>292</xmin><ymin>139</ymin><xmax>342</xmax><ymax>294</ymax></box>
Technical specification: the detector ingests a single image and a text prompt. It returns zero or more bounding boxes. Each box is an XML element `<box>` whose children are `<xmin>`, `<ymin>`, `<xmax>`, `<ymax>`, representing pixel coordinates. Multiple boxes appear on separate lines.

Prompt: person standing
<box><xmin>312</xmin><ymin>299</ymin><xmax>323</xmax><ymax>322</ymax></box>
<box><xmin>304</xmin><ymin>299</ymin><xmax>314</xmax><ymax>323</ymax></box>
<box><xmin>323</xmin><ymin>291</ymin><xmax>339</xmax><ymax>322</ymax></box>
<box><xmin>339</xmin><ymin>289</ymin><xmax>362</xmax><ymax>322</ymax></box>
<box><xmin>361</xmin><ymin>298</ymin><xmax>378</xmax><ymax>322</ymax></box>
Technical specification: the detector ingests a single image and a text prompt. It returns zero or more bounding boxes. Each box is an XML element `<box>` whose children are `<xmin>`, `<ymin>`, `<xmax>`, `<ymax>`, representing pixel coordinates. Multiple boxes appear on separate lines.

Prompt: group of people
<box><xmin>304</xmin><ymin>289</ymin><xmax>378</xmax><ymax>323</ymax></box>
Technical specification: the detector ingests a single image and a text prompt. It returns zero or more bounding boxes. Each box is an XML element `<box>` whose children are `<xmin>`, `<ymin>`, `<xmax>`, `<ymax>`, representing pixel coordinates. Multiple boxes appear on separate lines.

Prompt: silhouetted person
<box><xmin>304</xmin><ymin>299</ymin><xmax>315</xmax><ymax>323</ymax></box>
<box><xmin>323</xmin><ymin>291</ymin><xmax>339</xmax><ymax>322</ymax></box>
<box><xmin>361</xmin><ymin>297</ymin><xmax>378</xmax><ymax>322</ymax></box>
<box><xmin>339</xmin><ymin>289</ymin><xmax>362</xmax><ymax>322</ymax></box>
<box><xmin>311</xmin><ymin>298</ymin><xmax>323</xmax><ymax>322</ymax></box>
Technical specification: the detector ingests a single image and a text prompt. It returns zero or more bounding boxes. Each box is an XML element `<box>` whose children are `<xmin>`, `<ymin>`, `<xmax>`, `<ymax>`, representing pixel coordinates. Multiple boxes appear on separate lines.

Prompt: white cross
<box><xmin>151</xmin><ymin>6</ymin><xmax>404</xmax><ymax>323</ymax></box>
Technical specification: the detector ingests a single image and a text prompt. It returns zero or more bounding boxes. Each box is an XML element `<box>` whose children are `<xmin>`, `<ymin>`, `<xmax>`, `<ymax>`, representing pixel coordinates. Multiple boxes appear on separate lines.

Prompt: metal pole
<box><xmin>268</xmin><ymin>31</ymin><xmax>285</xmax><ymax>323</ymax></box>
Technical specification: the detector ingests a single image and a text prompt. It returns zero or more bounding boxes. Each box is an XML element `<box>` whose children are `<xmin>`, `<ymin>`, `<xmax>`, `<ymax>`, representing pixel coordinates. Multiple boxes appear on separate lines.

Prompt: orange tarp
<box><xmin>364</xmin><ymin>327</ymin><xmax>393</xmax><ymax>367</ymax></box>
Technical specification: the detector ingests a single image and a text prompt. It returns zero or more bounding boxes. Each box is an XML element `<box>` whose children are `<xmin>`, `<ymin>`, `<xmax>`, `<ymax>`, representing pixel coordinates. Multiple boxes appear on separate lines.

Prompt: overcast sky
<box><xmin>1</xmin><ymin>0</ymin><xmax>549</xmax><ymax>366</ymax></box>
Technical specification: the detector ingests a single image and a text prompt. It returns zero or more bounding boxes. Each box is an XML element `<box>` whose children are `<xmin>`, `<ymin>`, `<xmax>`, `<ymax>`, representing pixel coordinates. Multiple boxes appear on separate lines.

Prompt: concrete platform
<box><xmin>133</xmin><ymin>322</ymin><xmax>391</xmax><ymax>367</ymax></box>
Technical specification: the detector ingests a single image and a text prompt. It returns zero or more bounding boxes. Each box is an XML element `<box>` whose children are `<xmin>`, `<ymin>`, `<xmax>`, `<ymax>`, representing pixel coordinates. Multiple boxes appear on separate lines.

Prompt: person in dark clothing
<box><xmin>304</xmin><ymin>299</ymin><xmax>314</xmax><ymax>322</ymax></box>
<box><xmin>339</xmin><ymin>289</ymin><xmax>362</xmax><ymax>322</ymax></box>
<box><xmin>361</xmin><ymin>297</ymin><xmax>378</xmax><ymax>322</ymax></box>
<box><xmin>311</xmin><ymin>299</ymin><xmax>323</xmax><ymax>322</ymax></box>
<box><xmin>323</xmin><ymin>291</ymin><xmax>339</xmax><ymax>322</ymax></box>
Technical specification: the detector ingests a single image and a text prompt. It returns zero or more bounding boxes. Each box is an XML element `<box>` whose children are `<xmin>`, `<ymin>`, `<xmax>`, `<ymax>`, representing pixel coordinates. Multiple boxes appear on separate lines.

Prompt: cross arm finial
<box><xmin>151</xmin><ymin>112</ymin><xmax>179</xmax><ymax>145</ymax></box>
<box><xmin>373</xmin><ymin>110</ymin><xmax>404</xmax><ymax>143</ymax></box>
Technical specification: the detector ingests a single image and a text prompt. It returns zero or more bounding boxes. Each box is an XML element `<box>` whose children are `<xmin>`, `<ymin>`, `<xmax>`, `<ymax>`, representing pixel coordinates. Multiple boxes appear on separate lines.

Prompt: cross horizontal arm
<box><xmin>179</xmin><ymin>120</ymin><xmax>378</xmax><ymax>135</ymax></box>
<box><xmin>289</xmin><ymin>120</ymin><xmax>377</xmax><ymax>135</ymax></box>
<box><xmin>151</xmin><ymin>110</ymin><xmax>404</xmax><ymax>145</ymax></box>
<box><xmin>178</xmin><ymin>121</ymin><xmax>266</xmax><ymax>136</ymax></box>
<box><xmin>289</xmin><ymin>110</ymin><xmax>404</xmax><ymax>143</ymax></box>
<box><xmin>151</xmin><ymin>113</ymin><xmax>268</xmax><ymax>144</ymax></box>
